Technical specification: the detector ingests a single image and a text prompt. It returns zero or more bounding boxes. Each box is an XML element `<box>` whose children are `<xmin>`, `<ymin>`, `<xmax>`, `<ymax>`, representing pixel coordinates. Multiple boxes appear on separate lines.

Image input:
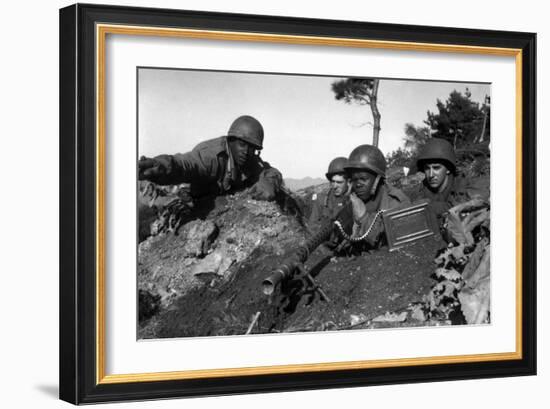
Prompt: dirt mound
<box><xmin>280</xmin><ymin>236</ymin><xmax>444</xmax><ymax>332</ymax></box>
<box><xmin>142</xmin><ymin>235</ymin><xmax>444</xmax><ymax>339</ymax></box>
<box><xmin>138</xmin><ymin>180</ymin><xmax>490</xmax><ymax>339</ymax></box>
<box><xmin>138</xmin><ymin>188</ymin><xmax>308</xmax><ymax>338</ymax></box>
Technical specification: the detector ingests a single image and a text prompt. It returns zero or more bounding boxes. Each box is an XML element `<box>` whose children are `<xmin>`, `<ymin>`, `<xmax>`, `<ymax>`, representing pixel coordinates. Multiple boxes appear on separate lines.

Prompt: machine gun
<box><xmin>262</xmin><ymin>219</ymin><xmax>338</xmax><ymax>301</ymax></box>
<box><xmin>262</xmin><ymin>198</ymin><xmax>442</xmax><ymax>299</ymax></box>
<box><xmin>262</xmin><ymin>255</ymin><xmax>331</xmax><ymax>303</ymax></box>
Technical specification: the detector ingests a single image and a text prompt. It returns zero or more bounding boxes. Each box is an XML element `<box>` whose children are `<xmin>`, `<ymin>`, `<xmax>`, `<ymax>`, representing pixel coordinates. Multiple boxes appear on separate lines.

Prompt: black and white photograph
<box><xmin>137</xmin><ymin>68</ymin><xmax>491</xmax><ymax>340</ymax></box>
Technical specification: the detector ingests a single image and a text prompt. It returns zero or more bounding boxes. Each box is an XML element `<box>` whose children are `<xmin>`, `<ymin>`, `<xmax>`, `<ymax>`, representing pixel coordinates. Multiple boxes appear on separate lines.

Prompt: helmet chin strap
<box><xmin>370</xmin><ymin>175</ymin><xmax>381</xmax><ymax>196</ymax></box>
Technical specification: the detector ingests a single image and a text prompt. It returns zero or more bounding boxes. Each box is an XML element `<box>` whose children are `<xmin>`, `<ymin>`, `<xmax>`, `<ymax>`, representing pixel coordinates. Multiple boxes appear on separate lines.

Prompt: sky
<box><xmin>138</xmin><ymin>68</ymin><xmax>490</xmax><ymax>179</ymax></box>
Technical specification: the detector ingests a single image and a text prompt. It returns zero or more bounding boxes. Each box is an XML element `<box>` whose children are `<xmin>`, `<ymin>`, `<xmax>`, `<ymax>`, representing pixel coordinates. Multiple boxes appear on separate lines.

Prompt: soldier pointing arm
<box><xmin>139</xmin><ymin>115</ymin><xmax>283</xmax><ymax>200</ymax></box>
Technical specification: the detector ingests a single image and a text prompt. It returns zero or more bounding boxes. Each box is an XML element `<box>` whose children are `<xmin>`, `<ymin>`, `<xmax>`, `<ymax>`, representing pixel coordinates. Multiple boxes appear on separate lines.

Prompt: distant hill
<box><xmin>284</xmin><ymin>177</ymin><xmax>326</xmax><ymax>192</ymax></box>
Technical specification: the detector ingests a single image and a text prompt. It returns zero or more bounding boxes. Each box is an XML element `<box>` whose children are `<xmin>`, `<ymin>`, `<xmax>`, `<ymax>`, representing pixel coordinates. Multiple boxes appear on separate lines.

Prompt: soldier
<box><xmin>301</xmin><ymin>145</ymin><xmax>409</xmax><ymax>256</ymax></box>
<box><xmin>138</xmin><ymin>115</ymin><xmax>283</xmax><ymax>238</ymax></box>
<box><xmin>413</xmin><ymin>138</ymin><xmax>487</xmax><ymax>218</ymax></box>
<box><xmin>262</xmin><ymin>144</ymin><xmax>410</xmax><ymax>295</ymax></box>
<box><xmin>337</xmin><ymin>144</ymin><xmax>410</xmax><ymax>249</ymax></box>
<box><xmin>139</xmin><ymin>115</ymin><xmax>282</xmax><ymax>200</ymax></box>
<box><xmin>308</xmin><ymin>157</ymin><xmax>350</xmax><ymax>231</ymax></box>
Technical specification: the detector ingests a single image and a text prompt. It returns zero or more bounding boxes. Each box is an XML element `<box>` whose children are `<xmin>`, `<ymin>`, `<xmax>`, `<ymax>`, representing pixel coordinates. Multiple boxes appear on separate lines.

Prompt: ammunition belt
<box><xmin>334</xmin><ymin>209</ymin><xmax>385</xmax><ymax>243</ymax></box>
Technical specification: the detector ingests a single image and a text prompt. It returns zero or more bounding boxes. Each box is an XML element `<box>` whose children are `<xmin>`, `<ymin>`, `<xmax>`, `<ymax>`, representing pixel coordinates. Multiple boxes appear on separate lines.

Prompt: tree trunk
<box><xmin>370</xmin><ymin>79</ymin><xmax>381</xmax><ymax>147</ymax></box>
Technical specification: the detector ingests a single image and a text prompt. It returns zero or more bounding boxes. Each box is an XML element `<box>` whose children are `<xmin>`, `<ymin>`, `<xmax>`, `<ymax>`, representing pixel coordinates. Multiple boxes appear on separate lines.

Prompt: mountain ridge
<box><xmin>284</xmin><ymin>176</ymin><xmax>326</xmax><ymax>192</ymax></box>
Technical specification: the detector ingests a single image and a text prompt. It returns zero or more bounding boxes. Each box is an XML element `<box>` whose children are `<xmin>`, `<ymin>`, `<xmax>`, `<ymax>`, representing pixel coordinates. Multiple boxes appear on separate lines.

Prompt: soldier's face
<box><xmin>350</xmin><ymin>171</ymin><xmax>378</xmax><ymax>202</ymax></box>
<box><xmin>229</xmin><ymin>138</ymin><xmax>255</xmax><ymax>168</ymax></box>
<box><xmin>330</xmin><ymin>174</ymin><xmax>349</xmax><ymax>197</ymax></box>
<box><xmin>423</xmin><ymin>162</ymin><xmax>450</xmax><ymax>192</ymax></box>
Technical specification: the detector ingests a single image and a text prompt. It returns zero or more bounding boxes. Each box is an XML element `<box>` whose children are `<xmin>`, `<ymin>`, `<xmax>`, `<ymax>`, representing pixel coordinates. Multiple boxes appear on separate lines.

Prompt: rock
<box><xmin>388</xmin><ymin>292</ymin><xmax>401</xmax><ymax>301</ymax></box>
<box><xmin>183</xmin><ymin>220</ymin><xmax>219</xmax><ymax>257</ymax></box>
<box><xmin>156</xmin><ymin>287</ymin><xmax>178</xmax><ymax>307</ymax></box>
<box><xmin>349</xmin><ymin>314</ymin><xmax>366</xmax><ymax>326</ymax></box>
<box><xmin>138</xmin><ymin>289</ymin><xmax>161</xmax><ymax>322</ymax></box>
<box><xmin>192</xmin><ymin>251</ymin><xmax>223</xmax><ymax>275</ymax></box>
<box><xmin>192</xmin><ymin>250</ymin><xmax>235</xmax><ymax>278</ymax></box>
<box><xmin>372</xmin><ymin>311</ymin><xmax>408</xmax><ymax>323</ymax></box>
<box><xmin>218</xmin><ymin>256</ymin><xmax>236</xmax><ymax>278</ymax></box>
<box><xmin>194</xmin><ymin>272</ymin><xmax>221</xmax><ymax>286</ymax></box>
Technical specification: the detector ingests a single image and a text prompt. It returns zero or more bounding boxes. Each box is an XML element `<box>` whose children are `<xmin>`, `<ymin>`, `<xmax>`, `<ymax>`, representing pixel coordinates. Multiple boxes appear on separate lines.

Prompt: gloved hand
<box><xmin>138</xmin><ymin>155</ymin><xmax>171</xmax><ymax>183</ymax></box>
<box><xmin>250</xmin><ymin>178</ymin><xmax>276</xmax><ymax>201</ymax></box>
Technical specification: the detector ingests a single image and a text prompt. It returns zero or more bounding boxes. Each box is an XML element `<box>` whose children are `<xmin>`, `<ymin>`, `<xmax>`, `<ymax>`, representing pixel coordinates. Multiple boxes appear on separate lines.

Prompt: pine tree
<box><xmin>331</xmin><ymin>78</ymin><xmax>381</xmax><ymax>147</ymax></box>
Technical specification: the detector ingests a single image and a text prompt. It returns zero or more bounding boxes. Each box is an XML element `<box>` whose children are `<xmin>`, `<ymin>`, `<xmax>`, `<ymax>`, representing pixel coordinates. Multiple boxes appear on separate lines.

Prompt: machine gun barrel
<box><xmin>262</xmin><ymin>221</ymin><xmax>335</xmax><ymax>296</ymax></box>
<box><xmin>262</xmin><ymin>261</ymin><xmax>299</xmax><ymax>296</ymax></box>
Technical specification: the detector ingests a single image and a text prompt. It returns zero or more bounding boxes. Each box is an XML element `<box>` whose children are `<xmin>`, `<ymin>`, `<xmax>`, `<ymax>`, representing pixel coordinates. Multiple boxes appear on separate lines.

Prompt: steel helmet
<box><xmin>227</xmin><ymin>115</ymin><xmax>264</xmax><ymax>150</ymax></box>
<box><xmin>344</xmin><ymin>144</ymin><xmax>387</xmax><ymax>176</ymax></box>
<box><xmin>416</xmin><ymin>138</ymin><xmax>456</xmax><ymax>174</ymax></box>
<box><xmin>325</xmin><ymin>157</ymin><xmax>348</xmax><ymax>180</ymax></box>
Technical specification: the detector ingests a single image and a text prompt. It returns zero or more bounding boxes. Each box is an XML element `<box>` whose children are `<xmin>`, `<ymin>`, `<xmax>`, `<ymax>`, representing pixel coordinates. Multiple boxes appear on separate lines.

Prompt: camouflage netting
<box><xmin>426</xmin><ymin>199</ymin><xmax>491</xmax><ymax>325</ymax></box>
<box><xmin>138</xmin><ymin>183</ymin><xmax>490</xmax><ymax>339</ymax></box>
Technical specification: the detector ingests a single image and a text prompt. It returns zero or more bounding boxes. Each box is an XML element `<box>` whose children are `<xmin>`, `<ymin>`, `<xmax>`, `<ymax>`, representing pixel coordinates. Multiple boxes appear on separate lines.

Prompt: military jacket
<box><xmin>410</xmin><ymin>174</ymin><xmax>488</xmax><ymax>217</ymax></box>
<box><xmin>308</xmin><ymin>189</ymin><xmax>349</xmax><ymax>231</ymax></box>
<box><xmin>329</xmin><ymin>184</ymin><xmax>410</xmax><ymax>250</ymax></box>
<box><xmin>144</xmin><ymin>136</ymin><xmax>282</xmax><ymax>199</ymax></box>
